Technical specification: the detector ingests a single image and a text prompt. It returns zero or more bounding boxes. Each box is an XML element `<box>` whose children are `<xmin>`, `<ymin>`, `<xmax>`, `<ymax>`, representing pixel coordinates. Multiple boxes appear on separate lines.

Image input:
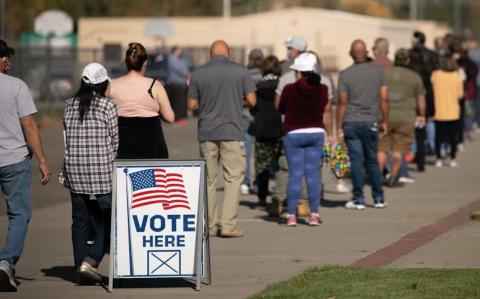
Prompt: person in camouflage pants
<box><xmin>255</xmin><ymin>138</ymin><xmax>282</xmax><ymax>207</ymax></box>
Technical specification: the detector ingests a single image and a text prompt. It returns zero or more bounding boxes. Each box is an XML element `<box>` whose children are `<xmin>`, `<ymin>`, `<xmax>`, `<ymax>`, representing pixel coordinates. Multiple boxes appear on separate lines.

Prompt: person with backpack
<box><xmin>249</xmin><ymin>55</ymin><xmax>283</xmax><ymax>208</ymax></box>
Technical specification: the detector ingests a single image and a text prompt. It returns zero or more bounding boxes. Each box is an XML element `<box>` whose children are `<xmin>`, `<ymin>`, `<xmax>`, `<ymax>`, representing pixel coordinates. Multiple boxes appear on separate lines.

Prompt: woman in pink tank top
<box><xmin>107</xmin><ymin>42</ymin><xmax>174</xmax><ymax>159</ymax></box>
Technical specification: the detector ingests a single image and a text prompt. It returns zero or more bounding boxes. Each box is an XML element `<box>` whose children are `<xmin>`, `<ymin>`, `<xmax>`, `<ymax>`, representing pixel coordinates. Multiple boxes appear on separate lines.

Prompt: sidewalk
<box><xmin>1</xmin><ymin>121</ymin><xmax>479</xmax><ymax>298</ymax></box>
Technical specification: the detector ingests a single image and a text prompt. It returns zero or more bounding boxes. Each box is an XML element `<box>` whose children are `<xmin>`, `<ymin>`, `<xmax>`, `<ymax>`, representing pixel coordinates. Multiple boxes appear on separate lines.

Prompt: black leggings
<box><xmin>435</xmin><ymin>120</ymin><xmax>459</xmax><ymax>160</ymax></box>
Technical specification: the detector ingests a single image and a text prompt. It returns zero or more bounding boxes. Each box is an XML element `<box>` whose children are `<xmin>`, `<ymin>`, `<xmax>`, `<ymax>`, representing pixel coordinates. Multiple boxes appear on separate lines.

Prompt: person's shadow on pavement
<box><xmin>41</xmin><ymin>266</ymin><xmax>76</xmax><ymax>283</ymax></box>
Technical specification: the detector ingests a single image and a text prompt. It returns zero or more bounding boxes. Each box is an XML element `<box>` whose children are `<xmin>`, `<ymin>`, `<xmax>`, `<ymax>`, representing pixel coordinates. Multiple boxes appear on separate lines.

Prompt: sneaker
<box><xmin>435</xmin><ymin>160</ymin><xmax>443</xmax><ymax>168</ymax></box>
<box><xmin>308</xmin><ymin>213</ymin><xmax>322</xmax><ymax>226</ymax></box>
<box><xmin>220</xmin><ymin>228</ymin><xmax>244</xmax><ymax>238</ymax></box>
<box><xmin>374</xmin><ymin>201</ymin><xmax>388</xmax><ymax>209</ymax></box>
<box><xmin>457</xmin><ymin>143</ymin><xmax>465</xmax><ymax>152</ymax></box>
<box><xmin>345</xmin><ymin>201</ymin><xmax>366</xmax><ymax>210</ymax></box>
<box><xmin>286</xmin><ymin>214</ymin><xmax>297</xmax><ymax>226</ymax></box>
<box><xmin>240</xmin><ymin>184</ymin><xmax>250</xmax><ymax>195</ymax></box>
<box><xmin>0</xmin><ymin>260</ymin><xmax>17</xmax><ymax>292</ymax></box>
<box><xmin>399</xmin><ymin>177</ymin><xmax>415</xmax><ymax>184</ymax></box>
<box><xmin>335</xmin><ymin>181</ymin><xmax>350</xmax><ymax>193</ymax></box>
<box><xmin>449</xmin><ymin>160</ymin><xmax>458</xmax><ymax>168</ymax></box>
<box><xmin>386</xmin><ymin>176</ymin><xmax>403</xmax><ymax>188</ymax></box>
<box><xmin>78</xmin><ymin>261</ymin><xmax>102</xmax><ymax>283</ymax></box>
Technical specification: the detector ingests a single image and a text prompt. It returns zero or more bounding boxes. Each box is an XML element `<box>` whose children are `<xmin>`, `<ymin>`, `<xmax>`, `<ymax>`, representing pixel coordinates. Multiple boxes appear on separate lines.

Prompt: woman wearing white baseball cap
<box><xmin>278</xmin><ymin>52</ymin><xmax>334</xmax><ymax>226</ymax></box>
<box><xmin>59</xmin><ymin>62</ymin><xmax>118</xmax><ymax>284</ymax></box>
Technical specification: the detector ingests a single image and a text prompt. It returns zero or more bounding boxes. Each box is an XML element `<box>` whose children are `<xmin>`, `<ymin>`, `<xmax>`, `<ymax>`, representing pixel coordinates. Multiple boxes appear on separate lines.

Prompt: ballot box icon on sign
<box><xmin>147</xmin><ymin>250</ymin><xmax>181</xmax><ymax>276</ymax></box>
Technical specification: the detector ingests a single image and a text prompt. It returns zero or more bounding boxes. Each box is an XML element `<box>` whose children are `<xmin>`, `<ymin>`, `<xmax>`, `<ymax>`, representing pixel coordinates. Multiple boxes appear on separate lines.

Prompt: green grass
<box><xmin>471</xmin><ymin>210</ymin><xmax>480</xmax><ymax>221</ymax></box>
<box><xmin>250</xmin><ymin>266</ymin><xmax>480</xmax><ymax>299</ymax></box>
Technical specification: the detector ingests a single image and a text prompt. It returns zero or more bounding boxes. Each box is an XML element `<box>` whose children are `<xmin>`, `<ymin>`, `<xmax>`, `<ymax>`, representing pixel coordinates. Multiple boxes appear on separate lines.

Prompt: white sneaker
<box><xmin>240</xmin><ymin>184</ymin><xmax>250</xmax><ymax>195</ymax></box>
<box><xmin>345</xmin><ymin>201</ymin><xmax>366</xmax><ymax>210</ymax></box>
<box><xmin>336</xmin><ymin>182</ymin><xmax>350</xmax><ymax>193</ymax></box>
<box><xmin>449</xmin><ymin>160</ymin><xmax>458</xmax><ymax>168</ymax></box>
<box><xmin>435</xmin><ymin>160</ymin><xmax>443</xmax><ymax>168</ymax></box>
<box><xmin>399</xmin><ymin>177</ymin><xmax>415</xmax><ymax>184</ymax></box>
<box><xmin>457</xmin><ymin>143</ymin><xmax>465</xmax><ymax>152</ymax></box>
<box><xmin>374</xmin><ymin>201</ymin><xmax>388</xmax><ymax>209</ymax></box>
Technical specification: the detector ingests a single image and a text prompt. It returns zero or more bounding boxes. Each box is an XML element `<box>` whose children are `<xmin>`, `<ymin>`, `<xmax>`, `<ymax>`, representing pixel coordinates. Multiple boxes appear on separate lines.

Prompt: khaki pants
<box><xmin>200</xmin><ymin>141</ymin><xmax>245</xmax><ymax>232</ymax></box>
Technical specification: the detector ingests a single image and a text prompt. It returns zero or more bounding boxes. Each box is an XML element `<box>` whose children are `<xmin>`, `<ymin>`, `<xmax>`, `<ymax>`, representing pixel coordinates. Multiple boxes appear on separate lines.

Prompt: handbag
<box><xmin>323</xmin><ymin>140</ymin><xmax>350</xmax><ymax>179</ymax></box>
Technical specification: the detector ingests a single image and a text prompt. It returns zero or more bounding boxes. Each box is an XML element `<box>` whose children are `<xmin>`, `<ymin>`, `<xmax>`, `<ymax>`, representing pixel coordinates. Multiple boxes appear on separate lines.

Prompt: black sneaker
<box><xmin>257</xmin><ymin>198</ymin><xmax>267</xmax><ymax>209</ymax></box>
<box><xmin>385</xmin><ymin>175</ymin><xmax>403</xmax><ymax>188</ymax></box>
<box><xmin>0</xmin><ymin>260</ymin><xmax>17</xmax><ymax>292</ymax></box>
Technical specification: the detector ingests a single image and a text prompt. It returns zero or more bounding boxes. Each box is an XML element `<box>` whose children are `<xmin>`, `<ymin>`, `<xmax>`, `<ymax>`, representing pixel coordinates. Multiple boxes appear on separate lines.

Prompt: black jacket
<box><xmin>249</xmin><ymin>76</ymin><xmax>282</xmax><ymax>139</ymax></box>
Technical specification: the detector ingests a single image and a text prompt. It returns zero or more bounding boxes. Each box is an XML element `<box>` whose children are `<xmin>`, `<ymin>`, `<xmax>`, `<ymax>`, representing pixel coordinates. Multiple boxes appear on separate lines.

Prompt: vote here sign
<box><xmin>112</xmin><ymin>163</ymin><xmax>203</xmax><ymax>278</ymax></box>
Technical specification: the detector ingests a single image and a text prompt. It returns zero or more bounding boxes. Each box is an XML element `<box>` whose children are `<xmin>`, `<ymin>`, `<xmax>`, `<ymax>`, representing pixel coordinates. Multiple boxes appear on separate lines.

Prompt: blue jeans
<box><xmin>426</xmin><ymin>120</ymin><xmax>435</xmax><ymax>152</ymax></box>
<box><xmin>242</xmin><ymin>132</ymin><xmax>254</xmax><ymax>186</ymax></box>
<box><xmin>70</xmin><ymin>192</ymin><xmax>111</xmax><ymax>268</ymax></box>
<box><xmin>343</xmin><ymin>122</ymin><xmax>384</xmax><ymax>204</ymax></box>
<box><xmin>283</xmin><ymin>133</ymin><xmax>324</xmax><ymax>215</ymax></box>
<box><xmin>0</xmin><ymin>158</ymin><xmax>32</xmax><ymax>266</ymax></box>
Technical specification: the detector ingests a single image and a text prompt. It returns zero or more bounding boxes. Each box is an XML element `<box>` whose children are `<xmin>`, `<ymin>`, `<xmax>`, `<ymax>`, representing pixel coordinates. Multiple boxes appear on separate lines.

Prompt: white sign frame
<box><xmin>108</xmin><ymin>160</ymin><xmax>211</xmax><ymax>292</ymax></box>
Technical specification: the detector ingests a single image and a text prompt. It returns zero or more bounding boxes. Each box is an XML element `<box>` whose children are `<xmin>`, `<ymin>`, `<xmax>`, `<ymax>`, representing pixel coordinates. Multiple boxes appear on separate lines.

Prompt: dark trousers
<box><xmin>256</xmin><ymin>170</ymin><xmax>271</xmax><ymax>201</ymax></box>
<box><xmin>70</xmin><ymin>192</ymin><xmax>111</xmax><ymax>268</ymax></box>
<box><xmin>435</xmin><ymin>121</ymin><xmax>458</xmax><ymax>160</ymax></box>
<box><xmin>458</xmin><ymin>99</ymin><xmax>466</xmax><ymax>144</ymax></box>
<box><xmin>166</xmin><ymin>83</ymin><xmax>188</xmax><ymax>120</ymax></box>
<box><xmin>414</xmin><ymin>127</ymin><xmax>426</xmax><ymax>171</ymax></box>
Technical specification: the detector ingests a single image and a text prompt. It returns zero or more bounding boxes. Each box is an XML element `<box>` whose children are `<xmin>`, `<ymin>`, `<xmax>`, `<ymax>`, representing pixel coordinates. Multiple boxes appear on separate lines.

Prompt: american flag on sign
<box><xmin>128</xmin><ymin>168</ymin><xmax>190</xmax><ymax>210</ymax></box>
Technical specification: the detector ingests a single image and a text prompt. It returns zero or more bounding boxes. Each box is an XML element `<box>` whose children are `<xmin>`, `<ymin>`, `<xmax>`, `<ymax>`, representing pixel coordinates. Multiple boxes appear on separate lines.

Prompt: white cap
<box><xmin>82</xmin><ymin>63</ymin><xmax>110</xmax><ymax>84</ymax></box>
<box><xmin>290</xmin><ymin>53</ymin><xmax>317</xmax><ymax>72</ymax></box>
<box><xmin>285</xmin><ymin>36</ymin><xmax>308</xmax><ymax>52</ymax></box>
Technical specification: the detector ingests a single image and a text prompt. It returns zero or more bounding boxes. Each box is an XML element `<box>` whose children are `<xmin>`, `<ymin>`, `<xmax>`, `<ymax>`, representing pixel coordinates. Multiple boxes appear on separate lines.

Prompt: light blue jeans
<box><xmin>426</xmin><ymin>120</ymin><xmax>435</xmax><ymax>152</ymax></box>
<box><xmin>283</xmin><ymin>132</ymin><xmax>324</xmax><ymax>215</ymax></box>
<box><xmin>242</xmin><ymin>132</ymin><xmax>254</xmax><ymax>186</ymax></box>
<box><xmin>0</xmin><ymin>158</ymin><xmax>32</xmax><ymax>266</ymax></box>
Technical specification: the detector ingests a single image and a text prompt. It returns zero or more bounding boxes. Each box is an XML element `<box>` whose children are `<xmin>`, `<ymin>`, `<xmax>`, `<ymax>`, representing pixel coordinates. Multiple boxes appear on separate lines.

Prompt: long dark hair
<box><xmin>300</xmin><ymin>71</ymin><xmax>321</xmax><ymax>85</ymax></box>
<box><xmin>74</xmin><ymin>80</ymin><xmax>109</xmax><ymax>122</ymax></box>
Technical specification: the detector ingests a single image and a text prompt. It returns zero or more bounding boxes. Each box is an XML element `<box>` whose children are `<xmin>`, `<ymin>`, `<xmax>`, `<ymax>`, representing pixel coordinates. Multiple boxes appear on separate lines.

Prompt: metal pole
<box><xmin>223</xmin><ymin>0</ymin><xmax>231</xmax><ymax>19</ymax></box>
<box><xmin>410</xmin><ymin>0</ymin><xmax>418</xmax><ymax>20</ymax></box>
<box><xmin>0</xmin><ymin>0</ymin><xmax>5</xmax><ymax>38</ymax></box>
<box><xmin>454</xmin><ymin>0</ymin><xmax>462</xmax><ymax>33</ymax></box>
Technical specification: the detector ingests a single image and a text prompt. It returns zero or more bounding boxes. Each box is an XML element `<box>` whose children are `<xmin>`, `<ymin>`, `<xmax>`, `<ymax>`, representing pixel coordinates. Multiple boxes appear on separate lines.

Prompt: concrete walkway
<box><xmin>1</xmin><ymin>121</ymin><xmax>479</xmax><ymax>298</ymax></box>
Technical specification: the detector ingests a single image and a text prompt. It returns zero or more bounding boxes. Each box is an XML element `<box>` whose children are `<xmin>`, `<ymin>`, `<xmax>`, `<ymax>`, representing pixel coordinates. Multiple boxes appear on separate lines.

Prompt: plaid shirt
<box><xmin>58</xmin><ymin>96</ymin><xmax>118</xmax><ymax>194</ymax></box>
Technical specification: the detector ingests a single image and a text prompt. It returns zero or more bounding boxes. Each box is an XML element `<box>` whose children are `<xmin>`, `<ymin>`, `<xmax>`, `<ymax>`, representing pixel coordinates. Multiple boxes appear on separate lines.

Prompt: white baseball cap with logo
<box><xmin>290</xmin><ymin>53</ymin><xmax>317</xmax><ymax>72</ymax></box>
<box><xmin>82</xmin><ymin>63</ymin><xmax>111</xmax><ymax>84</ymax></box>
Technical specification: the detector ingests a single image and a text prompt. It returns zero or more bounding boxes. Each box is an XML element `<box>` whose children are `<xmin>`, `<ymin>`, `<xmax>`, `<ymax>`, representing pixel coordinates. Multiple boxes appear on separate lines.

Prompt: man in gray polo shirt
<box><xmin>0</xmin><ymin>39</ymin><xmax>51</xmax><ymax>291</ymax></box>
<box><xmin>188</xmin><ymin>40</ymin><xmax>256</xmax><ymax>238</ymax></box>
<box><xmin>336</xmin><ymin>39</ymin><xmax>388</xmax><ymax>211</ymax></box>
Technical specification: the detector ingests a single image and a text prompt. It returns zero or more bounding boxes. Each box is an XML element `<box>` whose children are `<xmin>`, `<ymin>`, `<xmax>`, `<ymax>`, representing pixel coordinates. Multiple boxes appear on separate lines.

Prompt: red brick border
<box><xmin>351</xmin><ymin>199</ymin><xmax>480</xmax><ymax>267</ymax></box>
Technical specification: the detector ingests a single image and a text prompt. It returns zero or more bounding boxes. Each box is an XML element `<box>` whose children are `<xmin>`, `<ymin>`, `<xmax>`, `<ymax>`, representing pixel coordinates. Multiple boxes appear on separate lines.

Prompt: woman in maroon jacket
<box><xmin>277</xmin><ymin>53</ymin><xmax>334</xmax><ymax>226</ymax></box>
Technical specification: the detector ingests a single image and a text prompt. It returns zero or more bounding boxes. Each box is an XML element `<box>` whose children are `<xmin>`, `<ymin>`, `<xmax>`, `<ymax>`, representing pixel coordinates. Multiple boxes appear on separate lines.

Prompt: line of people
<box><xmin>0</xmin><ymin>28</ymin><xmax>478</xmax><ymax>290</ymax></box>
<box><xmin>242</xmin><ymin>31</ymin><xmax>476</xmax><ymax>217</ymax></box>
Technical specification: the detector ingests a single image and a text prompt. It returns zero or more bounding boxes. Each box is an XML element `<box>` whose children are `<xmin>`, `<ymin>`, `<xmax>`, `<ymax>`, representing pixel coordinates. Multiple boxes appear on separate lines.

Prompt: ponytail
<box><xmin>301</xmin><ymin>71</ymin><xmax>321</xmax><ymax>85</ymax></box>
<box><xmin>74</xmin><ymin>80</ymin><xmax>109</xmax><ymax>122</ymax></box>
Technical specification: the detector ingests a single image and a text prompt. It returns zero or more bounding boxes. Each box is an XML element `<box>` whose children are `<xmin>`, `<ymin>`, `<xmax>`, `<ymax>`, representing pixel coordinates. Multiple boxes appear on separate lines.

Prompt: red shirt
<box><xmin>279</xmin><ymin>79</ymin><xmax>328</xmax><ymax>135</ymax></box>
